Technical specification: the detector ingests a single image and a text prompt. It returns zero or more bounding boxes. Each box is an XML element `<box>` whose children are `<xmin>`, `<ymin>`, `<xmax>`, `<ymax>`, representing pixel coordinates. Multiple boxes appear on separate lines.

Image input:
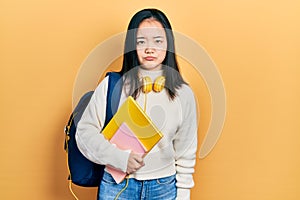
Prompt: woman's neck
<box><xmin>138</xmin><ymin>67</ymin><xmax>164</xmax><ymax>79</ymax></box>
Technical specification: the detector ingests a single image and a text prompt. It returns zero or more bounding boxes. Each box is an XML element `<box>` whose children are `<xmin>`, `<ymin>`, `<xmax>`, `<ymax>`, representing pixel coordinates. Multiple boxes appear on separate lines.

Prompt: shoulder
<box><xmin>177</xmin><ymin>84</ymin><xmax>196</xmax><ymax>100</ymax></box>
<box><xmin>93</xmin><ymin>76</ymin><xmax>109</xmax><ymax>99</ymax></box>
<box><xmin>176</xmin><ymin>84</ymin><xmax>197</xmax><ymax>111</ymax></box>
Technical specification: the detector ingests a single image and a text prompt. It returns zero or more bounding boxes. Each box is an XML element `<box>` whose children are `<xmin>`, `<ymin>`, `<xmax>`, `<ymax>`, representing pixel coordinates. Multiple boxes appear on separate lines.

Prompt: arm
<box><xmin>75</xmin><ymin>77</ymin><xmax>130</xmax><ymax>172</ymax></box>
<box><xmin>174</xmin><ymin>86</ymin><xmax>198</xmax><ymax>200</ymax></box>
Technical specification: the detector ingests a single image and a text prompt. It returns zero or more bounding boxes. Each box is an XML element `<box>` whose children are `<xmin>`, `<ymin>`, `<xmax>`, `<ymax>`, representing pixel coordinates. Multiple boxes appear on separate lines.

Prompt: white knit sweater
<box><xmin>76</xmin><ymin>69</ymin><xmax>198</xmax><ymax>200</ymax></box>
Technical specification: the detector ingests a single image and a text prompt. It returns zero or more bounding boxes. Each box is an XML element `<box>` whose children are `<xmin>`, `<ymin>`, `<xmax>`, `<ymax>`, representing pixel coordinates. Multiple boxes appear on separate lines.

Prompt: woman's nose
<box><xmin>145</xmin><ymin>47</ymin><xmax>154</xmax><ymax>54</ymax></box>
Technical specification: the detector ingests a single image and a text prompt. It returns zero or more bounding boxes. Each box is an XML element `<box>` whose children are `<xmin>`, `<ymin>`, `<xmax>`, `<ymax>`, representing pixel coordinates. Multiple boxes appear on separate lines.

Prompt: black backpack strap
<box><xmin>104</xmin><ymin>72</ymin><xmax>123</xmax><ymax>127</ymax></box>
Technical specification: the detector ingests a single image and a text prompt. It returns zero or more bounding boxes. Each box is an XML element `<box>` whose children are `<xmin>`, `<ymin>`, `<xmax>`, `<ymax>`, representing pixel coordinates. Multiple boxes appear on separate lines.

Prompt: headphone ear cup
<box><xmin>142</xmin><ymin>76</ymin><xmax>153</xmax><ymax>94</ymax></box>
<box><xmin>153</xmin><ymin>76</ymin><xmax>165</xmax><ymax>92</ymax></box>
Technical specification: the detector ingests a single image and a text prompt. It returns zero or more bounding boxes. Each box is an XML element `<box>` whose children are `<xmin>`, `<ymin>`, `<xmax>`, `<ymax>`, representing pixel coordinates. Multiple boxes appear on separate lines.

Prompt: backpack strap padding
<box><xmin>104</xmin><ymin>72</ymin><xmax>123</xmax><ymax>128</ymax></box>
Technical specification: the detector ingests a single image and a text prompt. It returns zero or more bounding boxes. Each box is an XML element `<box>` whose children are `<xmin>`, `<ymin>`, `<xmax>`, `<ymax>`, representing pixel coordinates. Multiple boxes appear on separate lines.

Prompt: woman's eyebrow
<box><xmin>136</xmin><ymin>36</ymin><xmax>164</xmax><ymax>40</ymax></box>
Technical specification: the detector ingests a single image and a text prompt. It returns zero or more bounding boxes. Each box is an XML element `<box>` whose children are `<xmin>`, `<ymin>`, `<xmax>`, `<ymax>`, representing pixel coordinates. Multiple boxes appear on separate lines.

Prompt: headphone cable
<box><xmin>114</xmin><ymin>178</ymin><xmax>129</xmax><ymax>200</ymax></box>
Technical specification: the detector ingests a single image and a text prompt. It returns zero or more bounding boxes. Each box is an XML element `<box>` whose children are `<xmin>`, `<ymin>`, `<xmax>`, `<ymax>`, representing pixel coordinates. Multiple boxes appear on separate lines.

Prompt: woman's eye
<box><xmin>155</xmin><ymin>39</ymin><xmax>163</xmax><ymax>44</ymax></box>
<box><xmin>137</xmin><ymin>40</ymin><xmax>145</xmax><ymax>45</ymax></box>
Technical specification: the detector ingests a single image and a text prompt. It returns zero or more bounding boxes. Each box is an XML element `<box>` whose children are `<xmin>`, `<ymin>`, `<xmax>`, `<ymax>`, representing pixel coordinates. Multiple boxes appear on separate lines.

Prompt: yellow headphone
<box><xmin>141</xmin><ymin>76</ymin><xmax>166</xmax><ymax>93</ymax></box>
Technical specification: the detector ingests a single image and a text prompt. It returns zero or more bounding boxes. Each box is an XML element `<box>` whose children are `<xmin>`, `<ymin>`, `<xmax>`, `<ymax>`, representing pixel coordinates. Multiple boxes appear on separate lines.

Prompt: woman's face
<box><xmin>136</xmin><ymin>19</ymin><xmax>167</xmax><ymax>71</ymax></box>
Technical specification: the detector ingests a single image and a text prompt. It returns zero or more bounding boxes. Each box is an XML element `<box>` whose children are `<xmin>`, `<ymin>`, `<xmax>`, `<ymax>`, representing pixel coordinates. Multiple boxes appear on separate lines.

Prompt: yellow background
<box><xmin>1</xmin><ymin>0</ymin><xmax>300</xmax><ymax>199</ymax></box>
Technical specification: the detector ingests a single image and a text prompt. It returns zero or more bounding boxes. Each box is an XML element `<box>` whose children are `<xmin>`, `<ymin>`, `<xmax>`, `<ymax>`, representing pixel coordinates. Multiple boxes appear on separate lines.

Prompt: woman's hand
<box><xmin>126</xmin><ymin>152</ymin><xmax>145</xmax><ymax>174</ymax></box>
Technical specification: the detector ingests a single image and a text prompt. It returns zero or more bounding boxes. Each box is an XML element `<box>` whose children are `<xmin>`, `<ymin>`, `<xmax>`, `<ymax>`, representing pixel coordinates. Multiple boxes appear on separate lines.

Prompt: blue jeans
<box><xmin>99</xmin><ymin>171</ymin><xmax>177</xmax><ymax>200</ymax></box>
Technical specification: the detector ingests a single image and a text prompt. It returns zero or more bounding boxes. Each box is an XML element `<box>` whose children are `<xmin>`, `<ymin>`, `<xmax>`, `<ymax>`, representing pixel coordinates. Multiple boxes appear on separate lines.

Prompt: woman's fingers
<box><xmin>126</xmin><ymin>152</ymin><xmax>144</xmax><ymax>174</ymax></box>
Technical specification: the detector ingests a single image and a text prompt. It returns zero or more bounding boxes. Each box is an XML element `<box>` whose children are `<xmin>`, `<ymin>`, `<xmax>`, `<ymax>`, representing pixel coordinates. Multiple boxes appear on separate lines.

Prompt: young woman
<box><xmin>76</xmin><ymin>8</ymin><xmax>198</xmax><ymax>200</ymax></box>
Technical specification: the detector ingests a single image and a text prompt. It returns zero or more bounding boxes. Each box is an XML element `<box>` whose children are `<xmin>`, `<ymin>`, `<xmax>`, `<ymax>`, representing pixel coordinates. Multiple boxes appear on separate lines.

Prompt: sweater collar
<box><xmin>138</xmin><ymin>67</ymin><xmax>164</xmax><ymax>81</ymax></box>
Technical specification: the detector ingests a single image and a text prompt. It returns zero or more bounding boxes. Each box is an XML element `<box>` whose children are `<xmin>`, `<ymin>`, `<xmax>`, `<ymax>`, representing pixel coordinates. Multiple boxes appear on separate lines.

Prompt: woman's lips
<box><xmin>144</xmin><ymin>56</ymin><xmax>156</xmax><ymax>61</ymax></box>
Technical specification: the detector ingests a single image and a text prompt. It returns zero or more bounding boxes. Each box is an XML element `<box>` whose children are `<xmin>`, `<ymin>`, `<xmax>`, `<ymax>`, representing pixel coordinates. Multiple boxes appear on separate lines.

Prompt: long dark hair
<box><xmin>120</xmin><ymin>8</ymin><xmax>186</xmax><ymax>100</ymax></box>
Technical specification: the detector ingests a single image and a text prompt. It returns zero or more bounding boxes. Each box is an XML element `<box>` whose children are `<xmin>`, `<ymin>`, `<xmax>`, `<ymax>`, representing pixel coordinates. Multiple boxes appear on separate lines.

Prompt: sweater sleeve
<box><xmin>174</xmin><ymin>85</ymin><xmax>198</xmax><ymax>200</ymax></box>
<box><xmin>75</xmin><ymin>77</ymin><xmax>130</xmax><ymax>172</ymax></box>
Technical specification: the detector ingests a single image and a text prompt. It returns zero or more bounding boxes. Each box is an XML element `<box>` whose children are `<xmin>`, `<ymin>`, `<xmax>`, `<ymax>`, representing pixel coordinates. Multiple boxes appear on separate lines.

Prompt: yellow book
<box><xmin>102</xmin><ymin>96</ymin><xmax>163</xmax><ymax>152</ymax></box>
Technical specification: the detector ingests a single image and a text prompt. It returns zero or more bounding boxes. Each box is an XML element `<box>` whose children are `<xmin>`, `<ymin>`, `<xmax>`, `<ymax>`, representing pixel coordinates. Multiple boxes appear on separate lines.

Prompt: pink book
<box><xmin>106</xmin><ymin>122</ymin><xmax>146</xmax><ymax>183</ymax></box>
